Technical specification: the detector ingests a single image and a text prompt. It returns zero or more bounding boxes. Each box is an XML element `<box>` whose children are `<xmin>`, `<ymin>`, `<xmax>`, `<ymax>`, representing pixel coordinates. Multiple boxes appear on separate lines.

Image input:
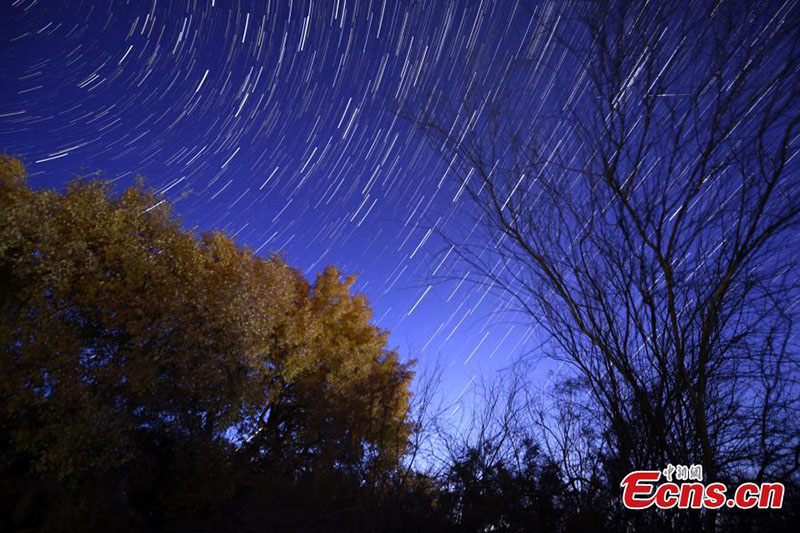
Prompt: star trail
<box><xmin>4</xmin><ymin>1</ymin><xmax>800</xmax><ymax>528</ymax></box>
<box><xmin>10</xmin><ymin>0</ymin><xmax>791</xmax><ymax>408</ymax></box>
<box><xmin>2</xmin><ymin>0</ymin><xmax>573</xmax><ymax>405</ymax></box>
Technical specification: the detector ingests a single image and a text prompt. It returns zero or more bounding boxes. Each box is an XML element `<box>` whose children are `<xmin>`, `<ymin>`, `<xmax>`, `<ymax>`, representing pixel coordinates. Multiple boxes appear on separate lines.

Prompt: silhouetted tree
<box><xmin>416</xmin><ymin>1</ymin><xmax>800</xmax><ymax>530</ymax></box>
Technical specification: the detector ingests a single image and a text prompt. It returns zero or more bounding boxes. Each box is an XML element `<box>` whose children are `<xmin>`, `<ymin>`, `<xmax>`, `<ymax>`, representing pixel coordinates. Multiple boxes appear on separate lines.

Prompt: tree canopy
<box><xmin>0</xmin><ymin>155</ymin><xmax>413</xmax><ymax>530</ymax></box>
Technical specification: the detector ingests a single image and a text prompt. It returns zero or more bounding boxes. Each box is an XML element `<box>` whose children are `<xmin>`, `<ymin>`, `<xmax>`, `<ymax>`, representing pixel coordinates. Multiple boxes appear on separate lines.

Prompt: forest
<box><xmin>1</xmin><ymin>142</ymin><xmax>797</xmax><ymax>532</ymax></box>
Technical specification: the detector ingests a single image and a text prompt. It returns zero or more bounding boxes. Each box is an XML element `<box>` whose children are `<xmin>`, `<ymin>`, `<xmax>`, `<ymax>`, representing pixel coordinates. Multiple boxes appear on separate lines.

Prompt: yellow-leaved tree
<box><xmin>0</xmin><ymin>155</ymin><xmax>413</xmax><ymax>529</ymax></box>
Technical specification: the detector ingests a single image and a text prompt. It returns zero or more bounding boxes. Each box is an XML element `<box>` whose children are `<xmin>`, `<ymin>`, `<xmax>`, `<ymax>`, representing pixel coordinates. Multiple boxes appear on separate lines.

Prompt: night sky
<box><xmin>0</xmin><ymin>0</ymin><xmax>584</xmax><ymax>409</ymax></box>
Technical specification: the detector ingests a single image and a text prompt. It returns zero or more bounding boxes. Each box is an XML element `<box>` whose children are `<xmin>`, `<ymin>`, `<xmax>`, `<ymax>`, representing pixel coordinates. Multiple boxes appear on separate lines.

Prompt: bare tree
<box><xmin>433</xmin><ymin>364</ymin><xmax>566</xmax><ymax>531</ymax></box>
<box><xmin>416</xmin><ymin>0</ymin><xmax>800</xmax><ymax>521</ymax></box>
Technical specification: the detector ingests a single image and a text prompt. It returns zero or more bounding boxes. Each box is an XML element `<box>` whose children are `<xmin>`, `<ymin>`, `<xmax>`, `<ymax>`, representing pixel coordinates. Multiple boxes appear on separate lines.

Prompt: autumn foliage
<box><xmin>0</xmin><ymin>156</ymin><xmax>414</xmax><ymax>530</ymax></box>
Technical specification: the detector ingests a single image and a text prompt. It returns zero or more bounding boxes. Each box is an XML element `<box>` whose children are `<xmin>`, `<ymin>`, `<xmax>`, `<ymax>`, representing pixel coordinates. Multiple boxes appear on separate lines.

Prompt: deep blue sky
<box><xmin>0</xmin><ymin>0</ymin><xmax>577</xmax><ymax>410</ymax></box>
